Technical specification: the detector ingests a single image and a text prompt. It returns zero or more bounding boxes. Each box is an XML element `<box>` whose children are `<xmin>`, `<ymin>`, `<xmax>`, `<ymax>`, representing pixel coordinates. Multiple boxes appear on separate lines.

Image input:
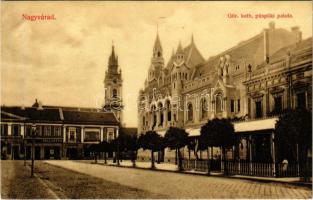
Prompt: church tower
<box><xmin>104</xmin><ymin>44</ymin><xmax>123</xmax><ymax>123</ymax></box>
<box><xmin>148</xmin><ymin>31</ymin><xmax>164</xmax><ymax>81</ymax></box>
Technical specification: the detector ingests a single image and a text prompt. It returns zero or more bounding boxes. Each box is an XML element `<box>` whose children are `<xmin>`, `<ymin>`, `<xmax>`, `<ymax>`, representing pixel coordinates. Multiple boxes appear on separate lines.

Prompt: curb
<box><xmin>96</xmin><ymin>162</ymin><xmax>312</xmax><ymax>188</ymax></box>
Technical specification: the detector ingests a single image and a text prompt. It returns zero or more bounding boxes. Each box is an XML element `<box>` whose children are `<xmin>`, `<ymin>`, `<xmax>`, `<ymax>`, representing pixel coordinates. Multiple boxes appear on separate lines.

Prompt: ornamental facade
<box><xmin>137</xmin><ymin>22</ymin><xmax>311</xmax><ymax>162</ymax></box>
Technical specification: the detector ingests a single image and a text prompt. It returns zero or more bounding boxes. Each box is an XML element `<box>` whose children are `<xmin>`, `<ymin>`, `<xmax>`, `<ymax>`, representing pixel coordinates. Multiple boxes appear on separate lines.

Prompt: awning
<box><xmin>186</xmin><ymin>128</ymin><xmax>201</xmax><ymax>136</ymax></box>
<box><xmin>157</xmin><ymin>130</ymin><xmax>166</xmax><ymax>137</ymax></box>
<box><xmin>234</xmin><ymin>117</ymin><xmax>278</xmax><ymax>133</ymax></box>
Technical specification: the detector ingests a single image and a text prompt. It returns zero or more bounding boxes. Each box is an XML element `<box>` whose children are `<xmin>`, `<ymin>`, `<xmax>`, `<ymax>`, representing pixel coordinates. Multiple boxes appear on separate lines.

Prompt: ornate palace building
<box><xmin>138</xmin><ymin>22</ymin><xmax>312</xmax><ymax>163</ymax></box>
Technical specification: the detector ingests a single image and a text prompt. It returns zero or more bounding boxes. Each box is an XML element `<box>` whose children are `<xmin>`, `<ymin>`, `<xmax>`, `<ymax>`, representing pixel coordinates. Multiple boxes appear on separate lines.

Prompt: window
<box><xmin>230</xmin><ymin>100</ymin><xmax>235</xmax><ymax>113</ymax></box>
<box><xmin>166</xmin><ymin>101</ymin><xmax>171</xmax><ymax>122</ymax></box>
<box><xmin>54</xmin><ymin>126</ymin><xmax>61</xmax><ymax>137</ymax></box>
<box><xmin>255</xmin><ymin>101</ymin><xmax>263</xmax><ymax>118</ymax></box>
<box><xmin>168</xmin><ymin>111</ymin><xmax>171</xmax><ymax>121</ymax></box>
<box><xmin>237</xmin><ymin>99</ymin><xmax>241</xmax><ymax>112</ymax></box>
<box><xmin>44</xmin><ymin>126</ymin><xmax>51</xmax><ymax>136</ymax></box>
<box><xmin>142</xmin><ymin>116</ymin><xmax>145</xmax><ymax>127</ymax></box>
<box><xmin>296</xmin><ymin>92</ymin><xmax>306</xmax><ymax>109</ymax></box>
<box><xmin>25</xmin><ymin>126</ymin><xmax>31</xmax><ymax>136</ymax></box>
<box><xmin>84</xmin><ymin>131</ymin><xmax>100</xmax><ymax>142</ymax></box>
<box><xmin>107</xmin><ymin>128</ymin><xmax>114</xmax><ymax>141</ymax></box>
<box><xmin>160</xmin><ymin>113</ymin><xmax>164</xmax><ymax>126</ymax></box>
<box><xmin>36</xmin><ymin>126</ymin><xmax>42</xmax><ymax>136</ymax></box>
<box><xmin>69</xmin><ymin>131</ymin><xmax>75</xmax><ymax>141</ymax></box>
<box><xmin>216</xmin><ymin>94</ymin><xmax>223</xmax><ymax>113</ymax></box>
<box><xmin>187</xmin><ymin>103</ymin><xmax>193</xmax><ymax>121</ymax></box>
<box><xmin>201</xmin><ymin>99</ymin><xmax>208</xmax><ymax>119</ymax></box>
<box><xmin>112</xmin><ymin>89</ymin><xmax>117</xmax><ymax>98</ymax></box>
<box><xmin>274</xmin><ymin>96</ymin><xmax>282</xmax><ymax>113</ymax></box>
<box><xmin>1</xmin><ymin>124</ymin><xmax>8</xmax><ymax>136</ymax></box>
<box><xmin>12</xmin><ymin>124</ymin><xmax>20</xmax><ymax>136</ymax></box>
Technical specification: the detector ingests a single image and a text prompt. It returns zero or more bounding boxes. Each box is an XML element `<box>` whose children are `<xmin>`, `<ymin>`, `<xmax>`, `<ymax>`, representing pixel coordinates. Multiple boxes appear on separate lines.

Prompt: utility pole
<box><xmin>117</xmin><ymin>128</ymin><xmax>120</xmax><ymax>166</ymax></box>
<box><xmin>31</xmin><ymin>124</ymin><xmax>36</xmax><ymax>178</ymax></box>
<box><xmin>24</xmin><ymin>139</ymin><xmax>26</xmax><ymax>167</ymax></box>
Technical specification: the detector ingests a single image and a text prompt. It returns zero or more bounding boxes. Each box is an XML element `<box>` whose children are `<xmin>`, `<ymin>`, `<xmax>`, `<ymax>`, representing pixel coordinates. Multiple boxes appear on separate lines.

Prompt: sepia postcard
<box><xmin>1</xmin><ymin>0</ymin><xmax>312</xmax><ymax>199</ymax></box>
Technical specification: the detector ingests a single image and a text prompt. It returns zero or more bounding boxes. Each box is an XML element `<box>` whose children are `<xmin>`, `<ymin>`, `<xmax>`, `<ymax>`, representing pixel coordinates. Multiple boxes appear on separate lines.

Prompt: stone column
<box><xmin>63</xmin><ymin>126</ymin><xmax>67</xmax><ymax>143</ymax></box>
<box><xmin>81</xmin><ymin>126</ymin><xmax>84</xmax><ymax>143</ymax></box>
<box><xmin>249</xmin><ymin>135</ymin><xmax>253</xmax><ymax>173</ymax></box>
<box><xmin>7</xmin><ymin>124</ymin><xmax>12</xmax><ymax>136</ymax></box>
<box><xmin>20</xmin><ymin>124</ymin><xmax>25</xmax><ymax>137</ymax></box>
<box><xmin>270</xmin><ymin>132</ymin><xmax>276</xmax><ymax>176</ymax></box>
<box><xmin>116</xmin><ymin>127</ymin><xmax>119</xmax><ymax>138</ymax></box>
<box><xmin>157</xmin><ymin>111</ymin><xmax>160</xmax><ymax>127</ymax></box>
<box><xmin>151</xmin><ymin>112</ymin><xmax>154</xmax><ymax>130</ymax></box>
<box><xmin>163</xmin><ymin>109</ymin><xmax>168</xmax><ymax>128</ymax></box>
<box><xmin>250</xmin><ymin>99</ymin><xmax>255</xmax><ymax>119</ymax></box>
<box><xmin>100</xmin><ymin>127</ymin><xmax>104</xmax><ymax>142</ymax></box>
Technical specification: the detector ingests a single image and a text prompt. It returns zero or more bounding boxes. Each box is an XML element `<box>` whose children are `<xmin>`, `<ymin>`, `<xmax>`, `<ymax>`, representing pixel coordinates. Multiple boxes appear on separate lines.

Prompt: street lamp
<box><xmin>23</xmin><ymin>138</ymin><xmax>26</xmax><ymax>167</ymax></box>
<box><xmin>31</xmin><ymin>124</ymin><xmax>36</xmax><ymax>177</ymax></box>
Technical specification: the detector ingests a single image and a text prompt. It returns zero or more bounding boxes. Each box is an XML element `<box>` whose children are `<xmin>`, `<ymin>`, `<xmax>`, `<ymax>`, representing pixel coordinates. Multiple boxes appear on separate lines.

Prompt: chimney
<box><xmin>269</xmin><ymin>21</ymin><xmax>275</xmax><ymax>30</ymax></box>
<box><xmin>291</xmin><ymin>26</ymin><xmax>302</xmax><ymax>43</ymax></box>
<box><xmin>263</xmin><ymin>29</ymin><xmax>269</xmax><ymax>62</ymax></box>
<box><xmin>37</xmin><ymin>100</ymin><xmax>43</xmax><ymax>110</ymax></box>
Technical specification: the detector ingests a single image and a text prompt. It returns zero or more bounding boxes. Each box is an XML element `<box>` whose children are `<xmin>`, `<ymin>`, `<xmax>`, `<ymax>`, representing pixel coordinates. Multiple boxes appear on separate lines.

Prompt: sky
<box><xmin>1</xmin><ymin>1</ymin><xmax>312</xmax><ymax>127</ymax></box>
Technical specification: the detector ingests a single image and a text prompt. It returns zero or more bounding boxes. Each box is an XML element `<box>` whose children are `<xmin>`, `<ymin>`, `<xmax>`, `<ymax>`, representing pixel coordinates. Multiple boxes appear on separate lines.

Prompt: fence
<box><xmin>182</xmin><ymin>159</ymin><xmax>312</xmax><ymax>178</ymax></box>
<box><xmin>182</xmin><ymin>159</ymin><xmax>208</xmax><ymax>172</ymax></box>
<box><xmin>225</xmin><ymin>161</ymin><xmax>274</xmax><ymax>177</ymax></box>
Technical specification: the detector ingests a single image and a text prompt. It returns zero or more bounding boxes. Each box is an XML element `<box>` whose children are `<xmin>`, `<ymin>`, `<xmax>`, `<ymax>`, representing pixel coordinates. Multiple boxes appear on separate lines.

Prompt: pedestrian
<box><xmin>282</xmin><ymin>159</ymin><xmax>288</xmax><ymax>173</ymax></box>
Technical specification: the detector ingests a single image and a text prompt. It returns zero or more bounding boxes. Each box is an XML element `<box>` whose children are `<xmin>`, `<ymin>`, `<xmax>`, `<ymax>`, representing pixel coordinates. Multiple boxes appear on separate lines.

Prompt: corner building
<box><xmin>138</xmin><ymin>22</ymin><xmax>311</xmax><ymax>164</ymax></box>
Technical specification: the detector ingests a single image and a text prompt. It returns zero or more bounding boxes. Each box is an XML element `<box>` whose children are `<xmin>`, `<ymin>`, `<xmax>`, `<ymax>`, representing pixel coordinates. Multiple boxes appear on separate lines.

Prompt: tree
<box><xmin>164</xmin><ymin>127</ymin><xmax>189</xmax><ymax>171</ymax></box>
<box><xmin>200</xmin><ymin>118</ymin><xmax>235</xmax><ymax>175</ymax></box>
<box><xmin>88</xmin><ymin>144</ymin><xmax>100</xmax><ymax>164</ymax></box>
<box><xmin>187</xmin><ymin>137</ymin><xmax>197</xmax><ymax>160</ymax></box>
<box><xmin>128</xmin><ymin>135</ymin><xmax>139</xmax><ymax>167</ymax></box>
<box><xmin>275</xmin><ymin>108</ymin><xmax>312</xmax><ymax>180</ymax></box>
<box><xmin>109</xmin><ymin>138</ymin><xmax>120</xmax><ymax>166</ymax></box>
<box><xmin>118</xmin><ymin>128</ymin><xmax>139</xmax><ymax>167</ymax></box>
<box><xmin>138</xmin><ymin>131</ymin><xmax>163</xmax><ymax>169</ymax></box>
<box><xmin>98</xmin><ymin>141</ymin><xmax>110</xmax><ymax>164</ymax></box>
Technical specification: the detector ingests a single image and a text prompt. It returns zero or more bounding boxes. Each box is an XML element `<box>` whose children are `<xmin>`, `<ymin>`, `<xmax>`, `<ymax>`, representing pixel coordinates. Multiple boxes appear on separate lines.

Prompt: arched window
<box><xmin>157</xmin><ymin>51</ymin><xmax>161</xmax><ymax>57</ymax></box>
<box><xmin>112</xmin><ymin>89</ymin><xmax>117</xmax><ymax>98</ymax></box>
<box><xmin>187</xmin><ymin>103</ymin><xmax>193</xmax><ymax>121</ymax></box>
<box><xmin>142</xmin><ymin>116</ymin><xmax>145</xmax><ymax>127</ymax></box>
<box><xmin>216</xmin><ymin>94</ymin><xmax>223</xmax><ymax>113</ymax></box>
<box><xmin>166</xmin><ymin>101</ymin><xmax>171</xmax><ymax>122</ymax></box>
<box><xmin>201</xmin><ymin>98</ymin><xmax>208</xmax><ymax>119</ymax></box>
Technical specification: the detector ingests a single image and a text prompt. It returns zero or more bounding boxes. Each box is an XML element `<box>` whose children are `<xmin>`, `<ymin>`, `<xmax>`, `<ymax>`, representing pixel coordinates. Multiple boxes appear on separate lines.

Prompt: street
<box><xmin>46</xmin><ymin>160</ymin><xmax>312</xmax><ymax>199</ymax></box>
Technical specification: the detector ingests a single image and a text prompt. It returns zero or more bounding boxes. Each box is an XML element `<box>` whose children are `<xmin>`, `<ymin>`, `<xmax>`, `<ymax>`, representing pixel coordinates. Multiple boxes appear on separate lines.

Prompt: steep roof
<box><xmin>1</xmin><ymin>107</ymin><xmax>62</xmax><ymax>123</ymax></box>
<box><xmin>1</xmin><ymin>106</ymin><xmax>119</xmax><ymax>125</ymax></box>
<box><xmin>269</xmin><ymin>37</ymin><xmax>312</xmax><ymax>61</ymax></box>
<box><xmin>153</xmin><ymin>33</ymin><xmax>163</xmax><ymax>52</ymax></box>
<box><xmin>166</xmin><ymin>42</ymin><xmax>205</xmax><ymax>72</ymax></box>
<box><xmin>62</xmin><ymin>110</ymin><xmax>118</xmax><ymax>125</ymax></box>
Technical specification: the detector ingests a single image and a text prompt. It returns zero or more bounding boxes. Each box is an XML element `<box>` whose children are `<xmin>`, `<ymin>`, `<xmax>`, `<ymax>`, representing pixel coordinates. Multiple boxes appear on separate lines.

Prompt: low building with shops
<box><xmin>0</xmin><ymin>101</ymin><xmax>119</xmax><ymax>160</ymax></box>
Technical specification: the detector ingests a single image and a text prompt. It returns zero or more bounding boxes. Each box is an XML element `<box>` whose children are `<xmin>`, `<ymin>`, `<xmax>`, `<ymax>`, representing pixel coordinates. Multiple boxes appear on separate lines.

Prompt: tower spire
<box><xmin>153</xmin><ymin>27</ymin><xmax>163</xmax><ymax>58</ymax></box>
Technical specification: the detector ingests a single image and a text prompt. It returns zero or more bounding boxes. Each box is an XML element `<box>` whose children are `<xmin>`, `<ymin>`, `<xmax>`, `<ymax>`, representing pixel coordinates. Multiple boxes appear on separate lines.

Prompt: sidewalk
<box><xmin>80</xmin><ymin>159</ymin><xmax>311</xmax><ymax>187</ymax></box>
